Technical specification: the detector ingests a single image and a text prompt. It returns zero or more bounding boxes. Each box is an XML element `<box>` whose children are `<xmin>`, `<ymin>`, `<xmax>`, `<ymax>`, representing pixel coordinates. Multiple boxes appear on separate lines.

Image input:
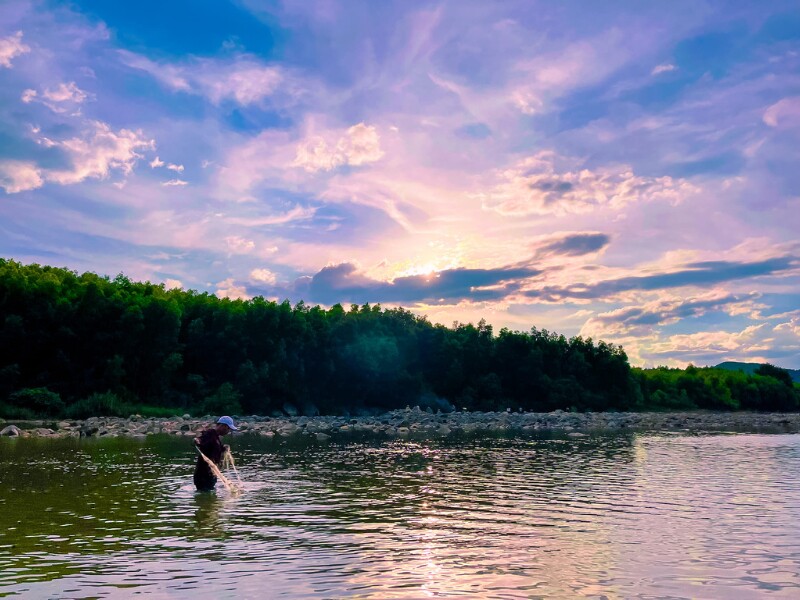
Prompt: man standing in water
<box><xmin>193</xmin><ymin>416</ymin><xmax>237</xmax><ymax>491</ymax></box>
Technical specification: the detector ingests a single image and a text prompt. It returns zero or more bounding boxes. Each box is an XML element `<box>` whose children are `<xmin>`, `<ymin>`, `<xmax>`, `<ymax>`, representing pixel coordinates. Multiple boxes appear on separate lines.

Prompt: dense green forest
<box><xmin>1</xmin><ymin>259</ymin><xmax>798</xmax><ymax>419</ymax></box>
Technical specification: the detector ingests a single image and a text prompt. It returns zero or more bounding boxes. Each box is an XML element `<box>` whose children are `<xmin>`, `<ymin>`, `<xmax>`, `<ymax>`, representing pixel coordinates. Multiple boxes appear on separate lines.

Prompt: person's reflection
<box><xmin>193</xmin><ymin>492</ymin><xmax>223</xmax><ymax>535</ymax></box>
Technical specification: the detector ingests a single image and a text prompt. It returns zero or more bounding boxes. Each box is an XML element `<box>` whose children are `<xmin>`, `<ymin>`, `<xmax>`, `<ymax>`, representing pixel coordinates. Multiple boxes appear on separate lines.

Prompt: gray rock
<box><xmin>1</xmin><ymin>425</ymin><xmax>21</xmax><ymax>437</ymax></box>
<box><xmin>282</xmin><ymin>403</ymin><xmax>299</xmax><ymax>417</ymax></box>
<box><xmin>80</xmin><ymin>425</ymin><xmax>99</xmax><ymax>437</ymax></box>
<box><xmin>316</xmin><ymin>432</ymin><xmax>331</xmax><ymax>442</ymax></box>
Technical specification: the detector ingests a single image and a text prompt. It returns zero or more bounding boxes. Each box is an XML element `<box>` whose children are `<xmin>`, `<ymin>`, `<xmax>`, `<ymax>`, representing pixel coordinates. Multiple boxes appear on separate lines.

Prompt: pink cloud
<box><xmin>0</xmin><ymin>31</ymin><xmax>30</xmax><ymax>68</ymax></box>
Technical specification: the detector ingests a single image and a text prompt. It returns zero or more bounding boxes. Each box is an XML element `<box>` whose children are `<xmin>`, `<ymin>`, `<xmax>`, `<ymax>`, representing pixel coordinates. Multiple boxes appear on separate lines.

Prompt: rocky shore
<box><xmin>2</xmin><ymin>408</ymin><xmax>800</xmax><ymax>439</ymax></box>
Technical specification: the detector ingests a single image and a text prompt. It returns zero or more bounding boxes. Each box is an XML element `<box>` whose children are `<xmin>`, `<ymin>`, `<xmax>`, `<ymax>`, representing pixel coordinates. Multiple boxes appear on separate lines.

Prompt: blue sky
<box><xmin>1</xmin><ymin>0</ymin><xmax>799</xmax><ymax>368</ymax></box>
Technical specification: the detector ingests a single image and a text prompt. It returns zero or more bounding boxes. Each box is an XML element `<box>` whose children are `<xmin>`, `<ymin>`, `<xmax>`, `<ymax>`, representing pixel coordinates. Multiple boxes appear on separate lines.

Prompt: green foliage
<box><xmin>66</xmin><ymin>391</ymin><xmax>128</xmax><ymax>419</ymax></box>
<box><xmin>201</xmin><ymin>383</ymin><xmax>243</xmax><ymax>416</ymax></box>
<box><xmin>0</xmin><ymin>258</ymin><xmax>797</xmax><ymax>417</ymax></box>
<box><xmin>755</xmin><ymin>363</ymin><xmax>794</xmax><ymax>388</ymax></box>
<box><xmin>8</xmin><ymin>388</ymin><xmax>64</xmax><ymax>417</ymax></box>
<box><xmin>633</xmin><ymin>365</ymin><xmax>799</xmax><ymax>412</ymax></box>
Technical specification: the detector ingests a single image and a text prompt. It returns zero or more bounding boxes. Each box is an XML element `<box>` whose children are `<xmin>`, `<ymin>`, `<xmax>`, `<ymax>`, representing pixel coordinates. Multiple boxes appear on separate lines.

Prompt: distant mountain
<box><xmin>715</xmin><ymin>361</ymin><xmax>800</xmax><ymax>383</ymax></box>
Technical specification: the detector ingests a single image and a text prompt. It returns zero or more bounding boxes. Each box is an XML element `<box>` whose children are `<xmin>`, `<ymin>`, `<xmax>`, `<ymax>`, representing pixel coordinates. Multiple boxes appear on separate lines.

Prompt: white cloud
<box><xmin>651</xmin><ymin>63</ymin><xmax>677</xmax><ymax>75</ymax></box>
<box><xmin>480</xmin><ymin>151</ymin><xmax>698</xmax><ymax>216</ymax></box>
<box><xmin>150</xmin><ymin>156</ymin><xmax>165</xmax><ymax>168</ymax></box>
<box><xmin>2</xmin><ymin>122</ymin><xmax>155</xmax><ymax>193</ymax></box>
<box><xmin>46</xmin><ymin>121</ymin><xmax>154</xmax><ymax>185</ymax></box>
<box><xmin>225</xmin><ymin>236</ymin><xmax>256</xmax><ymax>253</ymax></box>
<box><xmin>20</xmin><ymin>81</ymin><xmax>90</xmax><ymax>113</ymax></box>
<box><xmin>119</xmin><ymin>50</ymin><xmax>289</xmax><ymax>106</ymax></box>
<box><xmin>0</xmin><ymin>161</ymin><xmax>44</xmax><ymax>193</ymax></box>
<box><xmin>250</xmin><ymin>268</ymin><xmax>277</xmax><ymax>285</ymax></box>
<box><xmin>162</xmin><ymin>179</ymin><xmax>188</xmax><ymax>186</ymax></box>
<box><xmin>215</xmin><ymin>278</ymin><xmax>250</xmax><ymax>300</ymax></box>
<box><xmin>163</xmin><ymin>278</ymin><xmax>183</xmax><ymax>290</ymax></box>
<box><xmin>293</xmin><ymin>123</ymin><xmax>384</xmax><ymax>172</ymax></box>
<box><xmin>42</xmin><ymin>82</ymin><xmax>88</xmax><ymax>103</ymax></box>
<box><xmin>763</xmin><ymin>97</ymin><xmax>800</xmax><ymax>128</ymax></box>
<box><xmin>167</xmin><ymin>163</ymin><xmax>184</xmax><ymax>173</ymax></box>
<box><xmin>0</xmin><ymin>31</ymin><xmax>30</xmax><ymax>68</ymax></box>
<box><xmin>195</xmin><ymin>63</ymin><xmax>283</xmax><ymax>105</ymax></box>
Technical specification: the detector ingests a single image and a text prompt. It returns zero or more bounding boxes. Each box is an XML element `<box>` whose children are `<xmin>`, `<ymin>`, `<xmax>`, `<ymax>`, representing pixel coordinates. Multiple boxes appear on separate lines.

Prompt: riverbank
<box><xmin>2</xmin><ymin>408</ymin><xmax>800</xmax><ymax>439</ymax></box>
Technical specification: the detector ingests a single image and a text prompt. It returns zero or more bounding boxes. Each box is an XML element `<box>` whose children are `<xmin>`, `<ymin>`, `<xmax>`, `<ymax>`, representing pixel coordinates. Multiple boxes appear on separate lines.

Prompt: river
<box><xmin>1</xmin><ymin>431</ymin><xmax>799</xmax><ymax>598</ymax></box>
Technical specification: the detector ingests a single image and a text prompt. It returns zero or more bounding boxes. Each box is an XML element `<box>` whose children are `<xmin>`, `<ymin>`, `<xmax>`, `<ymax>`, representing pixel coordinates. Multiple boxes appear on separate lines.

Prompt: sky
<box><xmin>0</xmin><ymin>0</ymin><xmax>799</xmax><ymax>369</ymax></box>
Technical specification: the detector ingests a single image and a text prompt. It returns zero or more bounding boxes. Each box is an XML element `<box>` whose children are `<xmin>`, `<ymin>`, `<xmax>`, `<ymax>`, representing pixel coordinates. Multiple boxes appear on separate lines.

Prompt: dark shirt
<box><xmin>194</xmin><ymin>428</ymin><xmax>225</xmax><ymax>490</ymax></box>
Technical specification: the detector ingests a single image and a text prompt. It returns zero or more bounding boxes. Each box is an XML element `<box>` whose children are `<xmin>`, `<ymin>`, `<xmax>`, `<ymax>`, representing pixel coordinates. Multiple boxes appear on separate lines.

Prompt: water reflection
<box><xmin>1</xmin><ymin>432</ymin><xmax>799</xmax><ymax>598</ymax></box>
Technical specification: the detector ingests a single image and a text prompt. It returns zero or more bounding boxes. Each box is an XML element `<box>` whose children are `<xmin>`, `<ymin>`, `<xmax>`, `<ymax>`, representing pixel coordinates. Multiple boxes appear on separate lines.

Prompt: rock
<box><xmin>79</xmin><ymin>425</ymin><xmax>99</xmax><ymax>437</ymax></box>
<box><xmin>180</xmin><ymin>423</ymin><xmax>191</xmax><ymax>431</ymax></box>
<box><xmin>182</xmin><ymin>414</ymin><xmax>191</xmax><ymax>420</ymax></box>
<box><xmin>316</xmin><ymin>433</ymin><xmax>331</xmax><ymax>442</ymax></box>
<box><xmin>57</xmin><ymin>421</ymin><xmax>71</xmax><ymax>430</ymax></box>
<box><xmin>1</xmin><ymin>425</ymin><xmax>21</xmax><ymax>437</ymax></box>
<box><xmin>35</xmin><ymin>428</ymin><xmax>55</xmax><ymax>436</ymax></box>
<box><xmin>282</xmin><ymin>403</ymin><xmax>299</xmax><ymax>417</ymax></box>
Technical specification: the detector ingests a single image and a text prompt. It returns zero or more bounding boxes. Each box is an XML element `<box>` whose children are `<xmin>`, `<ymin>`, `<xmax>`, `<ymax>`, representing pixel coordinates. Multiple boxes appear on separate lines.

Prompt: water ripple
<box><xmin>1</xmin><ymin>432</ymin><xmax>799</xmax><ymax>598</ymax></box>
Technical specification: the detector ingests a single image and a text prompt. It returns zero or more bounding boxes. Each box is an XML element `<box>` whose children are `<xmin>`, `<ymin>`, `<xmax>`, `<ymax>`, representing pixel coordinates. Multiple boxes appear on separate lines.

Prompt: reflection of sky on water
<box><xmin>0</xmin><ymin>433</ymin><xmax>799</xmax><ymax>597</ymax></box>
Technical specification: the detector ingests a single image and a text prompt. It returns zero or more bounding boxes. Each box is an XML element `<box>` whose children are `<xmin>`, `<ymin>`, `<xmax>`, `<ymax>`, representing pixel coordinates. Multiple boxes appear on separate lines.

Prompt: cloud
<box><xmin>223</xmin><ymin>205</ymin><xmax>316</xmax><ymax>226</ymax></box>
<box><xmin>763</xmin><ymin>97</ymin><xmax>800</xmax><ymax>128</ymax></box>
<box><xmin>642</xmin><ymin>318</ymin><xmax>800</xmax><ymax>366</ymax></box>
<box><xmin>293</xmin><ymin>123</ymin><xmax>384</xmax><ymax>172</ymax></box>
<box><xmin>225</xmin><ymin>236</ymin><xmax>256</xmax><ymax>253</ymax></box>
<box><xmin>527</xmin><ymin>256</ymin><xmax>798</xmax><ymax>302</ymax></box>
<box><xmin>167</xmin><ymin>163</ymin><xmax>184</xmax><ymax>173</ymax></box>
<box><xmin>163</xmin><ymin>278</ymin><xmax>183</xmax><ymax>290</ymax></box>
<box><xmin>161</xmin><ymin>179</ymin><xmax>188</xmax><ymax>186</ymax></box>
<box><xmin>149</xmin><ymin>156</ymin><xmax>165</xmax><ymax>168</ymax></box>
<box><xmin>651</xmin><ymin>63</ymin><xmax>677</xmax><ymax>75</ymax></box>
<box><xmin>1</xmin><ymin>121</ymin><xmax>154</xmax><ymax>193</ymax></box>
<box><xmin>0</xmin><ymin>31</ymin><xmax>29</xmax><ymax>68</ymax></box>
<box><xmin>285</xmin><ymin>260</ymin><xmax>543</xmax><ymax>305</ymax></box>
<box><xmin>532</xmin><ymin>232</ymin><xmax>611</xmax><ymax>259</ymax></box>
<box><xmin>0</xmin><ymin>161</ymin><xmax>44</xmax><ymax>193</ymax></box>
<box><xmin>480</xmin><ymin>152</ymin><xmax>698</xmax><ymax>216</ymax></box>
<box><xmin>581</xmin><ymin>292</ymin><xmax>762</xmax><ymax>337</ymax></box>
<box><xmin>250</xmin><ymin>268</ymin><xmax>277</xmax><ymax>285</ymax></box>
<box><xmin>119</xmin><ymin>50</ymin><xmax>289</xmax><ymax>106</ymax></box>
<box><xmin>21</xmin><ymin>81</ymin><xmax>90</xmax><ymax>113</ymax></box>
<box><xmin>46</xmin><ymin>121</ymin><xmax>154</xmax><ymax>186</ymax></box>
<box><xmin>216</xmin><ymin>278</ymin><xmax>251</xmax><ymax>300</ymax></box>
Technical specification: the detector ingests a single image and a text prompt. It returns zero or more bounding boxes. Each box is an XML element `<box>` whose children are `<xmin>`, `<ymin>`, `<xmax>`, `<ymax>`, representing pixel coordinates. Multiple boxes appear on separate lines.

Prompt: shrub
<box><xmin>8</xmin><ymin>388</ymin><xmax>65</xmax><ymax>417</ymax></box>
<box><xmin>200</xmin><ymin>383</ymin><xmax>243</xmax><ymax>416</ymax></box>
<box><xmin>0</xmin><ymin>402</ymin><xmax>36</xmax><ymax>420</ymax></box>
<box><xmin>66</xmin><ymin>391</ymin><xmax>129</xmax><ymax>419</ymax></box>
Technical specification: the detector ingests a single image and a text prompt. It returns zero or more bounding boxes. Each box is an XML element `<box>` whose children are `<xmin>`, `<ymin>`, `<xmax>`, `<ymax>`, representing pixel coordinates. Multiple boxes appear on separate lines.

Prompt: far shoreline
<box><xmin>3</xmin><ymin>408</ymin><xmax>800</xmax><ymax>439</ymax></box>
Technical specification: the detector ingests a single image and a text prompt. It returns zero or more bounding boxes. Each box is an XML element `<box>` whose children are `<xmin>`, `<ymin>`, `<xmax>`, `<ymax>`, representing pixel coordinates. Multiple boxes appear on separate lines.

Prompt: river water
<box><xmin>1</xmin><ymin>431</ymin><xmax>799</xmax><ymax>599</ymax></box>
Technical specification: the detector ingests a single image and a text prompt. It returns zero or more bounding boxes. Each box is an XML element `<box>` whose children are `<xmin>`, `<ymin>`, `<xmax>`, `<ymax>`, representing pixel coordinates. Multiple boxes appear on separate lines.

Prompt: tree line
<box><xmin>1</xmin><ymin>259</ymin><xmax>797</xmax><ymax>419</ymax></box>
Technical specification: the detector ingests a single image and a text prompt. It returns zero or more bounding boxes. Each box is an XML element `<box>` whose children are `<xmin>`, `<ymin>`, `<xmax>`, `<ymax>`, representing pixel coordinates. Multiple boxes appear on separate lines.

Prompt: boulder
<box><xmin>282</xmin><ymin>403</ymin><xmax>299</xmax><ymax>417</ymax></box>
<box><xmin>1</xmin><ymin>425</ymin><xmax>20</xmax><ymax>437</ymax></box>
<box><xmin>79</xmin><ymin>425</ymin><xmax>99</xmax><ymax>437</ymax></box>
